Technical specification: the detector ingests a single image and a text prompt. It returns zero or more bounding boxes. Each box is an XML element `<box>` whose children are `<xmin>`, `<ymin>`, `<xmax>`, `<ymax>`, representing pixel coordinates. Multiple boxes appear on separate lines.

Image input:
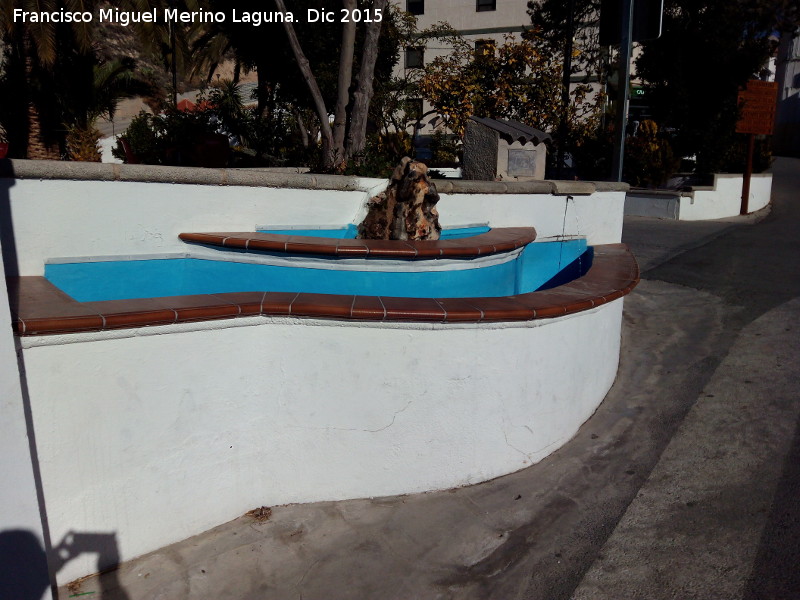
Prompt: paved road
<box><xmin>61</xmin><ymin>158</ymin><xmax>800</xmax><ymax>600</ymax></box>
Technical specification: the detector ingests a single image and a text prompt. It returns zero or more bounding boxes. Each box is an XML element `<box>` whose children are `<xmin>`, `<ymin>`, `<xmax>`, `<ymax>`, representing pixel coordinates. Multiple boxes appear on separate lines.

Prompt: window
<box><xmin>474</xmin><ymin>39</ymin><xmax>496</xmax><ymax>59</ymax></box>
<box><xmin>407</xmin><ymin>98</ymin><xmax>424</xmax><ymax>122</ymax></box>
<box><xmin>405</xmin><ymin>47</ymin><xmax>424</xmax><ymax>69</ymax></box>
<box><xmin>407</xmin><ymin>0</ymin><xmax>424</xmax><ymax>15</ymax></box>
<box><xmin>476</xmin><ymin>0</ymin><xmax>496</xmax><ymax>11</ymax></box>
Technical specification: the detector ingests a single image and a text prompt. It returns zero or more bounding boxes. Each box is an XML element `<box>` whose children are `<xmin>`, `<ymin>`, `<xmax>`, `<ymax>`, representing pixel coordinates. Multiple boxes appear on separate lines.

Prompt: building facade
<box><xmin>774</xmin><ymin>29</ymin><xmax>800</xmax><ymax>157</ymax></box>
<box><xmin>394</xmin><ymin>1</ymin><xmax>544</xmax><ymax>154</ymax></box>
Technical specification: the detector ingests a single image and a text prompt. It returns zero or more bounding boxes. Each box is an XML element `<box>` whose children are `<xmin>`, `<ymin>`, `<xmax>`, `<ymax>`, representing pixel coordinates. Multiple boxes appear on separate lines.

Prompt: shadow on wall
<box><xmin>0</xmin><ymin>529</ymin><xmax>131</xmax><ymax>600</ymax></box>
<box><xmin>0</xmin><ymin>163</ymin><xmax>130</xmax><ymax>599</ymax></box>
<box><xmin>0</xmin><ymin>160</ymin><xmax>19</xmax><ymax>278</ymax></box>
<box><xmin>0</xmin><ymin>530</ymin><xmax>50</xmax><ymax>600</ymax></box>
<box><xmin>50</xmin><ymin>531</ymin><xmax>132</xmax><ymax>599</ymax></box>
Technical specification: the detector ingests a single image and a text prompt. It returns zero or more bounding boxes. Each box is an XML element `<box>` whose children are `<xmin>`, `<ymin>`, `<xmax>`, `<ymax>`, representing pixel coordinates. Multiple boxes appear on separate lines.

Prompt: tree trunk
<box><xmin>346</xmin><ymin>0</ymin><xmax>388</xmax><ymax>161</ymax></box>
<box><xmin>295</xmin><ymin>109</ymin><xmax>310</xmax><ymax>149</ymax></box>
<box><xmin>273</xmin><ymin>0</ymin><xmax>335</xmax><ymax>170</ymax></box>
<box><xmin>255</xmin><ymin>60</ymin><xmax>270</xmax><ymax>116</ymax></box>
<box><xmin>23</xmin><ymin>34</ymin><xmax>60</xmax><ymax>160</ymax></box>
<box><xmin>332</xmin><ymin>0</ymin><xmax>357</xmax><ymax>171</ymax></box>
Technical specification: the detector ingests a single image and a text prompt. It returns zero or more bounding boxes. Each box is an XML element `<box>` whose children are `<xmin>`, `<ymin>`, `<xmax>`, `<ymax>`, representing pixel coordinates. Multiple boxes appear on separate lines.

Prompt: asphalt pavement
<box><xmin>59</xmin><ymin>158</ymin><xmax>800</xmax><ymax>600</ymax></box>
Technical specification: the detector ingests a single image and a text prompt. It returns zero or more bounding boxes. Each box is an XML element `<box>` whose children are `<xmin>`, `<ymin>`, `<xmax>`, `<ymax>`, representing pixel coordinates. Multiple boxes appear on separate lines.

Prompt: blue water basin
<box><xmin>46</xmin><ymin>239</ymin><xmax>590</xmax><ymax>302</ymax></box>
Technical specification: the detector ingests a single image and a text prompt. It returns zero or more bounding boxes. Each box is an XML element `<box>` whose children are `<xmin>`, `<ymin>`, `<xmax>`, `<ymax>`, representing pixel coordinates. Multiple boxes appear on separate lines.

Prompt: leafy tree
<box><xmin>622</xmin><ymin>119</ymin><xmax>679</xmax><ymax>186</ymax></box>
<box><xmin>0</xmin><ymin>0</ymin><xmax>99</xmax><ymax>158</ymax></box>
<box><xmin>419</xmin><ymin>32</ymin><xmax>597</xmax><ymax>139</ymax></box>
<box><xmin>635</xmin><ymin>0</ymin><xmax>799</xmax><ymax>174</ymax></box>
<box><xmin>527</xmin><ymin>0</ymin><xmax>604</xmax><ymax>83</ymax></box>
<box><xmin>271</xmin><ymin>0</ymin><xmax>389</xmax><ymax>172</ymax></box>
<box><xmin>62</xmin><ymin>57</ymin><xmax>154</xmax><ymax>161</ymax></box>
<box><xmin>0</xmin><ymin>0</ymin><xmax>157</xmax><ymax>159</ymax></box>
<box><xmin>205</xmin><ymin>0</ymin><xmax>399</xmax><ymax>172</ymax></box>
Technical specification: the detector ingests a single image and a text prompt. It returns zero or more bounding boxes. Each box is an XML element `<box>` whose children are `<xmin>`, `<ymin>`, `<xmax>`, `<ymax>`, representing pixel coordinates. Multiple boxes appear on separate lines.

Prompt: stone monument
<box><xmin>462</xmin><ymin>117</ymin><xmax>551</xmax><ymax>181</ymax></box>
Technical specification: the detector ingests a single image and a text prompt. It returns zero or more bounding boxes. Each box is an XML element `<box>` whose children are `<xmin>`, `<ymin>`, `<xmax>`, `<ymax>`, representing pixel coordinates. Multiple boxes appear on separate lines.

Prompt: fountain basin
<box><xmin>1</xmin><ymin>160</ymin><xmax>635</xmax><ymax>585</ymax></box>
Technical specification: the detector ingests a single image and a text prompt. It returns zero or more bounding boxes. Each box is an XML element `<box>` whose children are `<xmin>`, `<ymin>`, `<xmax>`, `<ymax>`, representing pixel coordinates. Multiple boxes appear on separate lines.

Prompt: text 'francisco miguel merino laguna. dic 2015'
<box><xmin>12</xmin><ymin>7</ymin><xmax>384</xmax><ymax>26</ymax></box>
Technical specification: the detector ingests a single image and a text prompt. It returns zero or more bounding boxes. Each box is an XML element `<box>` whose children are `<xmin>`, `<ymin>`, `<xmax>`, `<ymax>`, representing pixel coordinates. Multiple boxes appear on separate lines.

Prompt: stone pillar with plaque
<box><xmin>462</xmin><ymin>117</ymin><xmax>551</xmax><ymax>181</ymax></box>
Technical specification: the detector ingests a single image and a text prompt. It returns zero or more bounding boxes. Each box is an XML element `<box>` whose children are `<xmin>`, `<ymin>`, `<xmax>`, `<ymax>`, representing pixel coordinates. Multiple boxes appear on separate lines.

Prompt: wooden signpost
<box><xmin>736</xmin><ymin>80</ymin><xmax>778</xmax><ymax>214</ymax></box>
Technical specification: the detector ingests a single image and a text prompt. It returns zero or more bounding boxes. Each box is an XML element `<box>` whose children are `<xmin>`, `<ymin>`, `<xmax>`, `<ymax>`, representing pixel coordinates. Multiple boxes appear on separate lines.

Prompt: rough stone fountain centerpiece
<box><xmin>358</xmin><ymin>157</ymin><xmax>441</xmax><ymax>241</ymax></box>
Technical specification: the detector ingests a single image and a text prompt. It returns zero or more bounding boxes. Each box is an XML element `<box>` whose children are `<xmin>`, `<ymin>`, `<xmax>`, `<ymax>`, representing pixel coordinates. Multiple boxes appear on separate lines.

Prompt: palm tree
<box><xmin>0</xmin><ymin>0</ymin><xmax>98</xmax><ymax>159</ymax></box>
<box><xmin>64</xmin><ymin>57</ymin><xmax>155</xmax><ymax>161</ymax></box>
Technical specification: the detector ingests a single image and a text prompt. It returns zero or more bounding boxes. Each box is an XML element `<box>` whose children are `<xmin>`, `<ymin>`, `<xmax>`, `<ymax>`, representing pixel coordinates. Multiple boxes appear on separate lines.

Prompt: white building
<box><xmin>401</xmin><ymin>0</ymin><xmax>530</xmax><ymax>44</ymax></box>
<box><xmin>394</xmin><ymin>1</ymin><xmax>545</xmax><ymax>154</ymax></box>
<box><xmin>774</xmin><ymin>29</ymin><xmax>800</xmax><ymax>157</ymax></box>
<box><xmin>393</xmin><ymin>0</ymin><xmax>605</xmax><ymax>156</ymax></box>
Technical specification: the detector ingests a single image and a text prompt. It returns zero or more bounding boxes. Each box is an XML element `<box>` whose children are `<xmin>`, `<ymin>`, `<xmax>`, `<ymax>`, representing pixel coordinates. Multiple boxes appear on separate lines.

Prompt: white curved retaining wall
<box><xmin>21</xmin><ymin>303</ymin><xmax>623</xmax><ymax>585</ymax></box>
<box><xmin>0</xmin><ymin>161</ymin><xmax>629</xmax><ymax>585</ymax></box>
<box><xmin>625</xmin><ymin>173</ymin><xmax>772</xmax><ymax>221</ymax></box>
<box><xmin>679</xmin><ymin>173</ymin><xmax>772</xmax><ymax>220</ymax></box>
<box><xmin>0</xmin><ymin>238</ymin><xmax>53</xmax><ymax>600</ymax></box>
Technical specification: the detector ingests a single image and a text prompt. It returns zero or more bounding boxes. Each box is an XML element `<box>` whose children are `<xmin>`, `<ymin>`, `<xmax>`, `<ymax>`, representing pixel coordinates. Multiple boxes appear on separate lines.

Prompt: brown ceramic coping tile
<box><xmin>380</xmin><ymin>297</ymin><xmax>447</xmax><ymax>321</ymax></box>
<box><xmin>7</xmin><ymin>244</ymin><xmax>639</xmax><ymax>336</ymax></box>
<box><xmin>434</xmin><ymin>298</ymin><xmax>485</xmax><ymax>322</ymax></box>
<box><xmin>351</xmin><ymin>295</ymin><xmax>386</xmax><ymax>320</ymax></box>
<box><xmin>290</xmin><ymin>293</ymin><xmax>354</xmax><ymax>319</ymax></box>
<box><xmin>165</xmin><ymin>294</ymin><xmax>241</xmax><ymax>323</ymax></box>
<box><xmin>261</xmin><ymin>292</ymin><xmax>299</xmax><ymax>316</ymax></box>
<box><xmin>210</xmin><ymin>292</ymin><xmax>266</xmax><ymax>316</ymax></box>
<box><xmin>334</xmin><ymin>239</ymin><xmax>370</xmax><ymax>257</ymax></box>
<box><xmin>459</xmin><ymin>296</ymin><xmax>536</xmax><ymax>321</ymax></box>
<box><xmin>82</xmin><ymin>297</ymin><xmax>178</xmax><ymax>329</ymax></box>
<box><xmin>178</xmin><ymin>227</ymin><xmax>537</xmax><ymax>259</ymax></box>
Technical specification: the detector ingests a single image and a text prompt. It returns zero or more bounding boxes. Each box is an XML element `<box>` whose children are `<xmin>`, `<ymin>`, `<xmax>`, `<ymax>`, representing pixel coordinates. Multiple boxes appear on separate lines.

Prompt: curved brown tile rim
<box><xmin>7</xmin><ymin>244</ymin><xmax>639</xmax><ymax>336</ymax></box>
<box><xmin>179</xmin><ymin>227</ymin><xmax>537</xmax><ymax>259</ymax></box>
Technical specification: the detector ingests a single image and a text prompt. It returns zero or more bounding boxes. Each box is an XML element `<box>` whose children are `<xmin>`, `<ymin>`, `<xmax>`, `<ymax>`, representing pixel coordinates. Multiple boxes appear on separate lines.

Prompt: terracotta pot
<box><xmin>0</xmin><ymin>143</ymin><xmax>9</xmax><ymax>159</ymax></box>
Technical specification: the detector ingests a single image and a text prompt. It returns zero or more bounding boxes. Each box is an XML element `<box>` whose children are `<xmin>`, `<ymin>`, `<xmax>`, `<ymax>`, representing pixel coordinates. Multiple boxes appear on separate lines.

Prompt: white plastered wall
<box><xmin>4</xmin><ymin>172</ymin><xmax>628</xmax><ymax>584</ymax></box>
<box><xmin>21</xmin><ymin>301</ymin><xmax>623</xmax><ymax>585</ymax></box>
<box><xmin>678</xmin><ymin>173</ymin><xmax>772</xmax><ymax>220</ymax></box>
<box><xmin>438</xmin><ymin>191</ymin><xmax>625</xmax><ymax>244</ymax></box>
<box><xmin>0</xmin><ymin>235</ymin><xmax>53</xmax><ymax>600</ymax></box>
<box><xmin>5</xmin><ymin>178</ymin><xmax>383</xmax><ymax>276</ymax></box>
<box><xmin>5</xmin><ymin>181</ymin><xmax>625</xmax><ymax>274</ymax></box>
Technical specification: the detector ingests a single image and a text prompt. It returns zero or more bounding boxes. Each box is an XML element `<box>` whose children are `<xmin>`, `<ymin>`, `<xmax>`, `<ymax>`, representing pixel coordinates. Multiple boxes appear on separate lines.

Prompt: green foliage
<box><xmin>0</xmin><ymin>0</ymin><xmax>158</xmax><ymax>158</ymax></box>
<box><xmin>718</xmin><ymin>135</ymin><xmax>773</xmax><ymax>174</ymax></box>
<box><xmin>636</xmin><ymin>0</ymin><xmax>796</xmax><ymax>174</ymax></box>
<box><xmin>622</xmin><ymin>120</ymin><xmax>680</xmax><ymax>187</ymax></box>
<box><xmin>112</xmin><ymin>111</ymin><xmax>163</xmax><ymax>164</ymax></box>
<box><xmin>527</xmin><ymin>0</ymin><xmax>604</xmax><ymax>82</ymax></box>
<box><xmin>428</xmin><ymin>131</ymin><xmax>460</xmax><ymax>166</ymax></box>
<box><xmin>65</xmin><ymin>125</ymin><xmax>103</xmax><ymax>162</ymax></box>
<box><xmin>342</xmin><ymin>134</ymin><xmax>402</xmax><ymax>179</ymax></box>
<box><xmin>570</xmin><ymin>129</ymin><xmax>613</xmax><ymax>182</ymax></box>
<box><xmin>420</xmin><ymin>33</ymin><xmax>565</xmax><ymax>136</ymax></box>
<box><xmin>114</xmin><ymin>82</ymin><xmax>308</xmax><ymax>168</ymax></box>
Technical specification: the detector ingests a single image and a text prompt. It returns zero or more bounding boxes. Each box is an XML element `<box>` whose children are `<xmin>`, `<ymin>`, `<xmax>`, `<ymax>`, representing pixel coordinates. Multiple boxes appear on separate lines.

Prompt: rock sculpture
<box><xmin>358</xmin><ymin>157</ymin><xmax>441</xmax><ymax>241</ymax></box>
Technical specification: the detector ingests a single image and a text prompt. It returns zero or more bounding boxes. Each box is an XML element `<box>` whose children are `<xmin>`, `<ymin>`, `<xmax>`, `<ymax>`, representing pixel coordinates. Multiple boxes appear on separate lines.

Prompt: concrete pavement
<box><xmin>59</xmin><ymin>158</ymin><xmax>800</xmax><ymax>600</ymax></box>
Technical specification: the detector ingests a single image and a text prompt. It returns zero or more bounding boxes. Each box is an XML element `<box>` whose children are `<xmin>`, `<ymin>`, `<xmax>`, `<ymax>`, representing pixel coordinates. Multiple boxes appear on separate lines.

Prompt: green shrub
<box><xmin>717</xmin><ymin>135</ymin><xmax>773</xmax><ymax>174</ymax></box>
<box><xmin>112</xmin><ymin>111</ymin><xmax>162</xmax><ymax>164</ymax></box>
<box><xmin>427</xmin><ymin>131</ymin><xmax>461</xmax><ymax>167</ymax></box>
<box><xmin>623</xmin><ymin>120</ymin><xmax>680</xmax><ymax>188</ymax></box>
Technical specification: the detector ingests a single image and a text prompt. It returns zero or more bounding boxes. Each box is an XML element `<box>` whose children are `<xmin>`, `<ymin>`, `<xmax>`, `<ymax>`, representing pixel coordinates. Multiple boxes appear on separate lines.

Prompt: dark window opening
<box><xmin>406</xmin><ymin>47</ymin><xmax>424</xmax><ymax>69</ymax></box>
<box><xmin>476</xmin><ymin>0</ymin><xmax>496</xmax><ymax>12</ymax></box>
<box><xmin>407</xmin><ymin>0</ymin><xmax>424</xmax><ymax>15</ymax></box>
